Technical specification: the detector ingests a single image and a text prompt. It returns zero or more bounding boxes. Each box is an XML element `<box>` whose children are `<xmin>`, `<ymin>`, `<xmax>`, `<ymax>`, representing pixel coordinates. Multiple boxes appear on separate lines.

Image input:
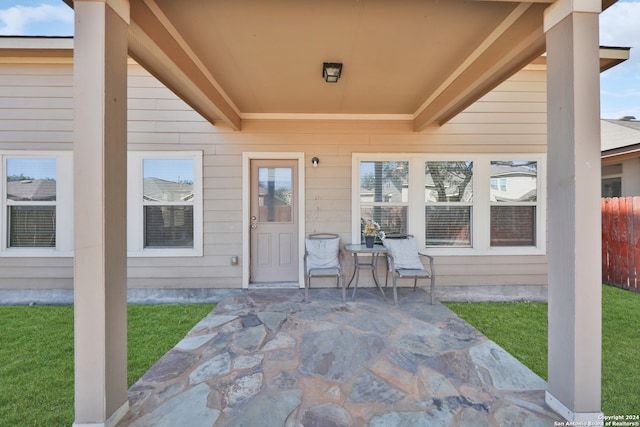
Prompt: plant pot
<box><xmin>365</xmin><ymin>235</ymin><xmax>375</xmax><ymax>248</ymax></box>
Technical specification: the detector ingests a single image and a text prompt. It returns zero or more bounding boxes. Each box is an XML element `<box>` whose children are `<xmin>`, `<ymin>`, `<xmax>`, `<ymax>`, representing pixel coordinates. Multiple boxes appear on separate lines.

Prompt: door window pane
<box><xmin>258</xmin><ymin>167</ymin><xmax>292</xmax><ymax>223</ymax></box>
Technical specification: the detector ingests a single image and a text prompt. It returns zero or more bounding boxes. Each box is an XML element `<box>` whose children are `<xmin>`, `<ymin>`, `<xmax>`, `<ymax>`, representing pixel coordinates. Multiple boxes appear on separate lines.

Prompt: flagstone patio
<box><xmin>116</xmin><ymin>287</ymin><xmax>562</xmax><ymax>427</ymax></box>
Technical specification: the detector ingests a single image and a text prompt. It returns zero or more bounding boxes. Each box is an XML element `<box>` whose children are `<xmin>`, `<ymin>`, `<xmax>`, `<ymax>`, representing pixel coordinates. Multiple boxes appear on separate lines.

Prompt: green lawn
<box><xmin>447</xmin><ymin>284</ymin><xmax>640</xmax><ymax>415</ymax></box>
<box><xmin>0</xmin><ymin>304</ymin><xmax>214</xmax><ymax>427</ymax></box>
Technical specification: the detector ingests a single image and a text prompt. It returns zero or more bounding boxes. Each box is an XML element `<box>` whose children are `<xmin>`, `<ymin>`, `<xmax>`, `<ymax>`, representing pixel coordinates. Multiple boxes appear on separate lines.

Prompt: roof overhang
<box><xmin>598</xmin><ymin>46</ymin><xmax>631</xmax><ymax>72</ymax></box>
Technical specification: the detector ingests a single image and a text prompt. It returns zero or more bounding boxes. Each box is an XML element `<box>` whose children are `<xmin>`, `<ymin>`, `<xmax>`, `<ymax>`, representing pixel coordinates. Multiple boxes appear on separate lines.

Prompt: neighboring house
<box><xmin>0</xmin><ymin>1</ymin><xmax>627</xmax><ymax>423</ymax></box>
<box><xmin>601</xmin><ymin>117</ymin><xmax>640</xmax><ymax>197</ymax></box>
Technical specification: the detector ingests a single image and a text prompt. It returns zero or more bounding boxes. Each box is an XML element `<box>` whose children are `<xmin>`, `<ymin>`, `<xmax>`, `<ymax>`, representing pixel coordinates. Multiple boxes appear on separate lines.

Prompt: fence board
<box><xmin>611</xmin><ymin>198</ymin><xmax>622</xmax><ymax>286</ymax></box>
<box><xmin>602</xmin><ymin>197</ymin><xmax>640</xmax><ymax>291</ymax></box>
<box><xmin>602</xmin><ymin>198</ymin><xmax>611</xmax><ymax>284</ymax></box>
<box><xmin>620</xmin><ymin>198</ymin><xmax>630</xmax><ymax>288</ymax></box>
<box><xmin>633</xmin><ymin>198</ymin><xmax>640</xmax><ymax>290</ymax></box>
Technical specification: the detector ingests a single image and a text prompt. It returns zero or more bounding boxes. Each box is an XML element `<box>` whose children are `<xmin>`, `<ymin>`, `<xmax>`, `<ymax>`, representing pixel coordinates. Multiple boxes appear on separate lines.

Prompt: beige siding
<box><xmin>0</xmin><ymin>63</ymin><xmax>73</xmax><ymax>150</ymax></box>
<box><xmin>0</xmin><ymin>62</ymin><xmax>74</xmax><ymax>288</ymax></box>
<box><xmin>0</xmin><ymin>61</ymin><xmax>548</xmax><ymax>290</ymax></box>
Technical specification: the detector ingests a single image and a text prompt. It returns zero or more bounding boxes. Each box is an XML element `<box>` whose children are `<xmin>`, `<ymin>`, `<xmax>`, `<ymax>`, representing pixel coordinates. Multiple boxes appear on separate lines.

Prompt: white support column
<box><xmin>73</xmin><ymin>1</ymin><xmax>130</xmax><ymax>426</ymax></box>
<box><xmin>544</xmin><ymin>0</ymin><xmax>603</xmax><ymax>422</ymax></box>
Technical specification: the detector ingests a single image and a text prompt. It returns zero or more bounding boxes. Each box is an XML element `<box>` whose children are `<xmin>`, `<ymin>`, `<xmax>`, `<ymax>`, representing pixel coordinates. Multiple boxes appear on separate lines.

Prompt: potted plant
<box><xmin>362</xmin><ymin>218</ymin><xmax>384</xmax><ymax>248</ymax></box>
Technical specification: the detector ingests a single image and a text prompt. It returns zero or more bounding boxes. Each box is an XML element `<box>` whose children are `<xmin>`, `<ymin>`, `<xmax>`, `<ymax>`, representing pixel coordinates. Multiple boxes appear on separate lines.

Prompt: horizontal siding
<box><xmin>0</xmin><ymin>258</ymin><xmax>74</xmax><ymax>289</ymax></box>
<box><xmin>448</xmin><ymin>112</ymin><xmax>546</xmax><ymax>125</ymax></box>
<box><xmin>0</xmin><ymin>61</ymin><xmax>549</xmax><ymax>291</ymax></box>
<box><xmin>0</xmin><ymin>278</ymin><xmax>72</xmax><ymax>290</ymax></box>
<box><xmin>0</xmin><ymin>97</ymin><xmax>72</xmax><ymax>109</ymax></box>
<box><xmin>0</xmin><ymin>63</ymin><xmax>74</xmax><ymax>148</ymax></box>
<box><xmin>464</xmin><ymin>102</ymin><xmax>546</xmax><ymax>114</ymax></box>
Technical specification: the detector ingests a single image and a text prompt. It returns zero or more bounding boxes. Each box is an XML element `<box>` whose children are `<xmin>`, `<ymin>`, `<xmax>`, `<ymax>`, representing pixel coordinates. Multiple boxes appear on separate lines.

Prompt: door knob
<box><xmin>251</xmin><ymin>224</ymin><xmax>257</xmax><ymax>229</ymax></box>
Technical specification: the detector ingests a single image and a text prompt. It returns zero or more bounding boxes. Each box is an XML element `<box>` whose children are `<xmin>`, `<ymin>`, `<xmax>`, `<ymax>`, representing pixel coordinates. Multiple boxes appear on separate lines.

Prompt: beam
<box><xmin>413</xmin><ymin>3</ymin><xmax>547</xmax><ymax>130</ymax></box>
<box><xmin>468</xmin><ymin>0</ymin><xmax>554</xmax><ymax>3</ymax></box>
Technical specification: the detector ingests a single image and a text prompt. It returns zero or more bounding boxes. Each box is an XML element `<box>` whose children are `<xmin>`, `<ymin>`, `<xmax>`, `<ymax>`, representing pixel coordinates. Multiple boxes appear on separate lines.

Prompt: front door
<box><xmin>250</xmin><ymin>159</ymin><xmax>298</xmax><ymax>283</ymax></box>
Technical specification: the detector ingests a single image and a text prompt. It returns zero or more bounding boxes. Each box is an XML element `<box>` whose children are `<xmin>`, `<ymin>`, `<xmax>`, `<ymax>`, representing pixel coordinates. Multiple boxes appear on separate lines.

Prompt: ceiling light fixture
<box><xmin>322</xmin><ymin>62</ymin><xmax>342</xmax><ymax>83</ymax></box>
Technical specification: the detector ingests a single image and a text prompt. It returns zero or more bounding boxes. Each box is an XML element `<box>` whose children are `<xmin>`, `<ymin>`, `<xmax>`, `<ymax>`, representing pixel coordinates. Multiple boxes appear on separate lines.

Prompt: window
<box><xmin>602</xmin><ymin>178</ymin><xmax>621</xmax><ymax>198</ymax></box>
<box><xmin>1</xmin><ymin>152</ymin><xmax>73</xmax><ymax>256</ymax></box>
<box><xmin>353</xmin><ymin>154</ymin><xmax>545</xmax><ymax>255</ymax></box>
<box><xmin>490</xmin><ymin>161</ymin><xmax>537</xmax><ymax>247</ymax></box>
<box><xmin>258</xmin><ymin>167</ymin><xmax>293</xmax><ymax>223</ymax></box>
<box><xmin>425</xmin><ymin>161</ymin><xmax>473</xmax><ymax>246</ymax></box>
<box><xmin>359</xmin><ymin>160</ymin><xmax>408</xmax><ymax>241</ymax></box>
<box><xmin>601</xmin><ymin>164</ymin><xmax>622</xmax><ymax>198</ymax></box>
<box><xmin>128</xmin><ymin>152</ymin><xmax>202</xmax><ymax>256</ymax></box>
<box><xmin>490</xmin><ymin>178</ymin><xmax>507</xmax><ymax>192</ymax></box>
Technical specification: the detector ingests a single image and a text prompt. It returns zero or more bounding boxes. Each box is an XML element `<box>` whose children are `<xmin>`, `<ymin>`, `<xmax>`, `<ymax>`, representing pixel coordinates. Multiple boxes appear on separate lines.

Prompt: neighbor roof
<box><xmin>601</xmin><ymin>118</ymin><xmax>640</xmax><ymax>157</ymax></box>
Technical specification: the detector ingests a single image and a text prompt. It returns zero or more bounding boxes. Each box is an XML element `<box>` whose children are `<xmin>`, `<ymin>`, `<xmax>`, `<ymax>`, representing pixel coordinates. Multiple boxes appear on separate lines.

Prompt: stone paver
<box><xmin>128</xmin><ymin>383</ymin><xmax>220</xmax><ymax>427</ymax></box>
<box><xmin>117</xmin><ymin>288</ymin><xmax>562</xmax><ymax>427</ymax></box>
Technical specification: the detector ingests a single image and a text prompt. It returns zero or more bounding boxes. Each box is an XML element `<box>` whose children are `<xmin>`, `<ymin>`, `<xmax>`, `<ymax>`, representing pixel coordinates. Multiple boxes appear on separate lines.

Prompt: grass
<box><xmin>447</xmin><ymin>284</ymin><xmax>640</xmax><ymax>415</ymax></box>
<box><xmin>0</xmin><ymin>304</ymin><xmax>214</xmax><ymax>427</ymax></box>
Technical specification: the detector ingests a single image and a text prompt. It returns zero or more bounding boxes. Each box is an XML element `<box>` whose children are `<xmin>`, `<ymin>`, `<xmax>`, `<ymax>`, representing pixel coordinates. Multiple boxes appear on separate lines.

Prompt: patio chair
<box><xmin>304</xmin><ymin>233</ymin><xmax>345</xmax><ymax>302</ymax></box>
<box><xmin>382</xmin><ymin>234</ymin><xmax>436</xmax><ymax>305</ymax></box>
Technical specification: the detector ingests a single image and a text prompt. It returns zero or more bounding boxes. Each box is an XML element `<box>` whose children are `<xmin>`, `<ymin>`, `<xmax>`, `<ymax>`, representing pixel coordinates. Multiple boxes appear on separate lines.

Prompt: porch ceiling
<box><xmin>90</xmin><ymin>0</ymin><xmax>616</xmax><ymax>131</ymax></box>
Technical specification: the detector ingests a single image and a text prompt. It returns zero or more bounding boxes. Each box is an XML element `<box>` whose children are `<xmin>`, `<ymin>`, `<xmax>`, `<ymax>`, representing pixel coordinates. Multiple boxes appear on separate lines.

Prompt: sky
<box><xmin>1</xmin><ymin>0</ymin><xmax>639</xmax><ymax>120</ymax></box>
<box><xmin>7</xmin><ymin>157</ymin><xmax>56</xmax><ymax>180</ymax></box>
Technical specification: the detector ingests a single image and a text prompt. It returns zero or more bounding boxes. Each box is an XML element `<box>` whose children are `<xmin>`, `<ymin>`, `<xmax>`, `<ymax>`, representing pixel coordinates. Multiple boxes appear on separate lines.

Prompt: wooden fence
<box><xmin>602</xmin><ymin>197</ymin><xmax>640</xmax><ymax>291</ymax></box>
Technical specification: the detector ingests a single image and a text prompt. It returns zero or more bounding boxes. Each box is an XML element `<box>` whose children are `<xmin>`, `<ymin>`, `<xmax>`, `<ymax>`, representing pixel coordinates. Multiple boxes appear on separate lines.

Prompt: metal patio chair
<box><xmin>383</xmin><ymin>234</ymin><xmax>436</xmax><ymax>305</ymax></box>
<box><xmin>304</xmin><ymin>233</ymin><xmax>345</xmax><ymax>302</ymax></box>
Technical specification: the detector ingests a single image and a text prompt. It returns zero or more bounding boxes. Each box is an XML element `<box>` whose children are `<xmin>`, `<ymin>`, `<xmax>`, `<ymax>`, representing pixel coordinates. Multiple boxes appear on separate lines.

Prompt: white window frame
<box><xmin>358</xmin><ymin>158</ymin><xmax>411</xmax><ymax>242</ymax></box>
<box><xmin>352</xmin><ymin>155</ymin><xmax>414</xmax><ymax>243</ymax></box>
<box><xmin>425</xmin><ymin>160</ymin><xmax>474</xmax><ymax>248</ymax></box>
<box><xmin>0</xmin><ymin>151</ymin><xmax>73</xmax><ymax>257</ymax></box>
<box><xmin>352</xmin><ymin>153</ymin><xmax>546</xmax><ymax>256</ymax></box>
<box><xmin>489</xmin><ymin>160</ymin><xmax>540</xmax><ymax>249</ymax></box>
<box><xmin>127</xmin><ymin>151</ymin><xmax>203</xmax><ymax>257</ymax></box>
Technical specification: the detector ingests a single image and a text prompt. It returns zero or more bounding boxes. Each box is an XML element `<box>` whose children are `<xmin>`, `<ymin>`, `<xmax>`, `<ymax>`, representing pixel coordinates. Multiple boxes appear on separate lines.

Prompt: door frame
<box><xmin>242</xmin><ymin>152</ymin><xmax>306</xmax><ymax>289</ymax></box>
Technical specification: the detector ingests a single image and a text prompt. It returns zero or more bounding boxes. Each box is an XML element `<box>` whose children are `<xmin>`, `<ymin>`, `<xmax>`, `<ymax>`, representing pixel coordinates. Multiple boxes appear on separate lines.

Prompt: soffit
<box><xmin>116</xmin><ymin>0</ymin><xmax>615</xmax><ymax>130</ymax></box>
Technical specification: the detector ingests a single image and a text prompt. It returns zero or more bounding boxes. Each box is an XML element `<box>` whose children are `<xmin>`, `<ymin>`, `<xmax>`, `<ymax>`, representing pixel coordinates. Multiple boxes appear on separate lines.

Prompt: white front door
<box><xmin>249</xmin><ymin>159</ymin><xmax>299</xmax><ymax>283</ymax></box>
